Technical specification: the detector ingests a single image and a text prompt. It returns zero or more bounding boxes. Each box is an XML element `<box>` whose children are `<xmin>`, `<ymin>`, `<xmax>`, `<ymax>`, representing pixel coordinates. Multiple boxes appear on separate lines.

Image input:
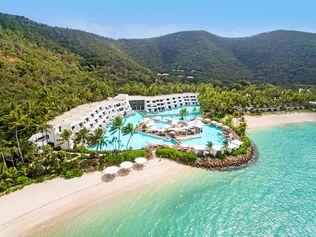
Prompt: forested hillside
<box><xmin>0</xmin><ymin>13</ymin><xmax>152</xmax><ymax>80</ymax></box>
<box><xmin>119</xmin><ymin>30</ymin><xmax>316</xmax><ymax>85</ymax></box>
<box><xmin>118</xmin><ymin>31</ymin><xmax>252</xmax><ymax>82</ymax></box>
<box><xmin>1</xmin><ymin>13</ymin><xmax>316</xmax><ymax>86</ymax></box>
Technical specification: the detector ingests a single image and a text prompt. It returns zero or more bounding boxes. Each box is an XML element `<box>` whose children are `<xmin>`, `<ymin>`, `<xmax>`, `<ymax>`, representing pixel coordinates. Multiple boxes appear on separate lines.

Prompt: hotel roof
<box><xmin>47</xmin><ymin>94</ymin><xmax>128</xmax><ymax>126</ymax></box>
<box><xmin>128</xmin><ymin>93</ymin><xmax>198</xmax><ymax>101</ymax></box>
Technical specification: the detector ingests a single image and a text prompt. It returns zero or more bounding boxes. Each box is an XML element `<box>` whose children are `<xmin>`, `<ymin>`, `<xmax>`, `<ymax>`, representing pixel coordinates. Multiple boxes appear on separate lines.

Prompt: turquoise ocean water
<box><xmin>41</xmin><ymin>123</ymin><xmax>316</xmax><ymax>236</ymax></box>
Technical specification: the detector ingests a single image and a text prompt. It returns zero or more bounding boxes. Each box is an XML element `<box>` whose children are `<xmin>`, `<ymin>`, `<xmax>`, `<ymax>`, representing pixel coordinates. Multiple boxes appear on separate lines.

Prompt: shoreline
<box><xmin>244</xmin><ymin>112</ymin><xmax>316</xmax><ymax>129</ymax></box>
<box><xmin>1</xmin><ymin>112</ymin><xmax>315</xmax><ymax>236</ymax></box>
<box><xmin>0</xmin><ymin>159</ymin><xmax>194</xmax><ymax>237</ymax></box>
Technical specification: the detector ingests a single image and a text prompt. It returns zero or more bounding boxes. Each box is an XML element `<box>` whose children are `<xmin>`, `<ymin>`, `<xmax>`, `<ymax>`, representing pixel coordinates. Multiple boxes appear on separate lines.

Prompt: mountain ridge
<box><xmin>1</xmin><ymin>12</ymin><xmax>316</xmax><ymax>85</ymax></box>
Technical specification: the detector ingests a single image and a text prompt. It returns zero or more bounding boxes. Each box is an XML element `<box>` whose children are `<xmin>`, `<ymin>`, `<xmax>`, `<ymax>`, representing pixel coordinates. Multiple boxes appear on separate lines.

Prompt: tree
<box><xmin>141</xmin><ymin>124</ymin><xmax>148</xmax><ymax>132</ymax></box>
<box><xmin>3</xmin><ymin>107</ymin><xmax>27</xmax><ymax>163</ymax></box>
<box><xmin>109</xmin><ymin>116</ymin><xmax>125</xmax><ymax>151</ymax></box>
<box><xmin>206</xmin><ymin>141</ymin><xmax>213</xmax><ymax>156</ymax></box>
<box><xmin>90</xmin><ymin>128</ymin><xmax>107</xmax><ymax>152</ymax></box>
<box><xmin>122</xmin><ymin>123</ymin><xmax>136</xmax><ymax>150</ymax></box>
<box><xmin>75</xmin><ymin>128</ymin><xmax>90</xmax><ymax>147</ymax></box>
<box><xmin>179</xmin><ymin>108</ymin><xmax>188</xmax><ymax>121</ymax></box>
<box><xmin>59</xmin><ymin>129</ymin><xmax>72</xmax><ymax>150</ymax></box>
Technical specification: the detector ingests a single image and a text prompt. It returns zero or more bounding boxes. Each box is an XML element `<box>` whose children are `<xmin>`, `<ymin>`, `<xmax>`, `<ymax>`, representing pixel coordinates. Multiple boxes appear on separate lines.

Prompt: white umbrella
<box><xmin>155</xmin><ymin>116</ymin><xmax>162</xmax><ymax>121</ymax></box>
<box><xmin>147</xmin><ymin>120</ymin><xmax>156</xmax><ymax>127</ymax></box>
<box><xmin>135</xmin><ymin>157</ymin><xmax>147</xmax><ymax>164</ymax></box>
<box><xmin>212</xmin><ymin>145</ymin><xmax>224</xmax><ymax>151</ymax></box>
<box><xmin>120</xmin><ymin>161</ymin><xmax>133</xmax><ymax>169</ymax></box>
<box><xmin>193</xmin><ymin>145</ymin><xmax>206</xmax><ymax>151</ymax></box>
<box><xmin>104</xmin><ymin>166</ymin><xmax>119</xmax><ymax>175</ymax></box>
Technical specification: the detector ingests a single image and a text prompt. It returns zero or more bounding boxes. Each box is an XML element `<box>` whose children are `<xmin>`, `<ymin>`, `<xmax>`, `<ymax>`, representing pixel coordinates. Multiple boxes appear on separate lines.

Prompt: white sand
<box><xmin>0</xmin><ymin>158</ymin><xmax>193</xmax><ymax>237</ymax></box>
<box><xmin>245</xmin><ymin>112</ymin><xmax>316</xmax><ymax>129</ymax></box>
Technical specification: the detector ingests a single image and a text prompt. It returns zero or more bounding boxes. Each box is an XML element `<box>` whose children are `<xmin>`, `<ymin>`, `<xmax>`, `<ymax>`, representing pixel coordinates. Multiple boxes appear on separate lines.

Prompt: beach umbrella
<box><xmin>155</xmin><ymin>116</ymin><xmax>162</xmax><ymax>121</ymax></box>
<box><xmin>135</xmin><ymin>157</ymin><xmax>147</xmax><ymax>164</ymax></box>
<box><xmin>212</xmin><ymin>145</ymin><xmax>224</xmax><ymax>151</ymax></box>
<box><xmin>104</xmin><ymin>166</ymin><xmax>119</xmax><ymax>175</ymax></box>
<box><xmin>193</xmin><ymin>144</ymin><xmax>206</xmax><ymax>151</ymax></box>
<box><xmin>120</xmin><ymin>161</ymin><xmax>133</xmax><ymax>169</ymax></box>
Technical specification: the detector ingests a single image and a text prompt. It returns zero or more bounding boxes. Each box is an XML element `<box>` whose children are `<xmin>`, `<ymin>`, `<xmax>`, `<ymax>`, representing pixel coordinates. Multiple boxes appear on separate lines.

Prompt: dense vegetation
<box><xmin>1</xmin><ymin>13</ymin><xmax>316</xmax><ymax>86</ymax></box>
<box><xmin>156</xmin><ymin>148</ymin><xmax>197</xmax><ymax>165</ymax></box>
<box><xmin>0</xmin><ymin>12</ymin><xmax>315</xmax><ymax>194</ymax></box>
<box><xmin>119</xmin><ymin>30</ymin><xmax>316</xmax><ymax>85</ymax></box>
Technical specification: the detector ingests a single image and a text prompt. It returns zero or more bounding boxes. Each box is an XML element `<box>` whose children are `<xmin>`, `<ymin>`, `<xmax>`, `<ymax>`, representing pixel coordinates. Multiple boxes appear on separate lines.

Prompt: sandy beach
<box><xmin>245</xmin><ymin>112</ymin><xmax>316</xmax><ymax>129</ymax></box>
<box><xmin>0</xmin><ymin>158</ymin><xmax>193</xmax><ymax>237</ymax></box>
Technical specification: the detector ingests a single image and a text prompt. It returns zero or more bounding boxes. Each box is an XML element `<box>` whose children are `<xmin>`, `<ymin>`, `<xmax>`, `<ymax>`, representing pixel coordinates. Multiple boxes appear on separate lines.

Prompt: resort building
<box><xmin>128</xmin><ymin>93</ymin><xmax>199</xmax><ymax>112</ymax></box>
<box><xmin>29</xmin><ymin>94</ymin><xmax>132</xmax><ymax>150</ymax></box>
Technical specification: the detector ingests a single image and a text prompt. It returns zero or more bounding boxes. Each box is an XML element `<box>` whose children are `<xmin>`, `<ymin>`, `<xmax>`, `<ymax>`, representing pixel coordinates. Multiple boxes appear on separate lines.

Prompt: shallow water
<box><xmin>48</xmin><ymin>122</ymin><xmax>316</xmax><ymax>236</ymax></box>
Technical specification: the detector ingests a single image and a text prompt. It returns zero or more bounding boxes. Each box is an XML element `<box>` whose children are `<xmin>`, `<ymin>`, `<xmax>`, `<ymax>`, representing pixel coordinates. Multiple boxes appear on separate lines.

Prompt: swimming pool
<box><xmin>89</xmin><ymin>106</ymin><xmax>225</xmax><ymax>151</ymax></box>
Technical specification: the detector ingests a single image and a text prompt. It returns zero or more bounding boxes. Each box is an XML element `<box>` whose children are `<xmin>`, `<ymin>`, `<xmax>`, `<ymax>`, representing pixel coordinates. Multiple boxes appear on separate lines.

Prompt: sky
<box><xmin>0</xmin><ymin>0</ymin><xmax>315</xmax><ymax>39</ymax></box>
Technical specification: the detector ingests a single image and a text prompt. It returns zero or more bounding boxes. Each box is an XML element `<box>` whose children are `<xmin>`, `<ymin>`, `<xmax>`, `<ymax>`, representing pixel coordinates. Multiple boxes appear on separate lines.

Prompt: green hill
<box><xmin>1</xmin><ymin>12</ymin><xmax>316</xmax><ymax>90</ymax></box>
<box><xmin>0</xmin><ymin>13</ymin><xmax>152</xmax><ymax>80</ymax></box>
<box><xmin>118</xmin><ymin>30</ymin><xmax>316</xmax><ymax>84</ymax></box>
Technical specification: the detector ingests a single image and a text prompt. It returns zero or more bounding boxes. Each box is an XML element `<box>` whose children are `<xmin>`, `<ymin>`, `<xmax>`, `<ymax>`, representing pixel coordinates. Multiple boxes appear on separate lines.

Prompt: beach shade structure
<box><xmin>188</xmin><ymin>120</ymin><xmax>204</xmax><ymax>129</ymax></box>
<box><xmin>120</xmin><ymin>161</ymin><xmax>133</xmax><ymax>169</ymax></box>
<box><xmin>171</xmin><ymin>119</ymin><xmax>178</xmax><ymax>125</ymax></box>
<box><xmin>104</xmin><ymin>166</ymin><xmax>119</xmax><ymax>175</ymax></box>
<box><xmin>217</xmin><ymin>123</ymin><xmax>223</xmax><ymax>127</ymax></box>
<box><xmin>147</xmin><ymin>120</ymin><xmax>156</xmax><ymax>127</ymax></box>
<box><xmin>227</xmin><ymin>142</ymin><xmax>239</xmax><ymax>153</ymax></box>
<box><xmin>155</xmin><ymin>116</ymin><xmax>162</xmax><ymax>121</ymax></box>
<box><xmin>193</xmin><ymin>144</ymin><xmax>206</xmax><ymax>150</ymax></box>
<box><xmin>222</xmin><ymin>125</ymin><xmax>230</xmax><ymax>131</ymax></box>
<box><xmin>192</xmin><ymin>144</ymin><xmax>206</xmax><ymax>156</ymax></box>
<box><xmin>231</xmin><ymin>139</ymin><xmax>244</xmax><ymax>148</ymax></box>
<box><xmin>135</xmin><ymin>157</ymin><xmax>147</xmax><ymax>164</ymax></box>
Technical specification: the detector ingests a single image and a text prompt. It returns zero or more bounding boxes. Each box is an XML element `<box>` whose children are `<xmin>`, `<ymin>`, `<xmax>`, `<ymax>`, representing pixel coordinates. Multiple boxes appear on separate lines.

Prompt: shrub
<box><xmin>156</xmin><ymin>148</ymin><xmax>197</xmax><ymax>165</ymax></box>
<box><xmin>73</xmin><ymin>146</ymin><xmax>88</xmax><ymax>154</ymax></box>
<box><xmin>216</xmin><ymin>153</ymin><xmax>227</xmax><ymax>159</ymax></box>
<box><xmin>15</xmin><ymin>176</ymin><xmax>32</xmax><ymax>185</ymax></box>
<box><xmin>63</xmin><ymin>169</ymin><xmax>84</xmax><ymax>179</ymax></box>
<box><xmin>34</xmin><ymin>176</ymin><xmax>45</xmax><ymax>183</ymax></box>
<box><xmin>0</xmin><ymin>181</ymin><xmax>12</xmax><ymax>193</ymax></box>
<box><xmin>104</xmin><ymin>150</ymin><xmax>145</xmax><ymax>165</ymax></box>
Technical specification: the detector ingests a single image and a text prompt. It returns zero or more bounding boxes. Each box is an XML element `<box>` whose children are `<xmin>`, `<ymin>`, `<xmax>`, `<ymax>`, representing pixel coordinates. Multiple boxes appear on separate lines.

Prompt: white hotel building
<box><xmin>129</xmin><ymin>93</ymin><xmax>199</xmax><ymax>113</ymax></box>
<box><xmin>29</xmin><ymin>93</ymin><xmax>199</xmax><ymax>150</ymax></box>
<box><xmin>29</xmin><ymin>94</ymin><xmax>132</xmax><ymax>150</ymax></box>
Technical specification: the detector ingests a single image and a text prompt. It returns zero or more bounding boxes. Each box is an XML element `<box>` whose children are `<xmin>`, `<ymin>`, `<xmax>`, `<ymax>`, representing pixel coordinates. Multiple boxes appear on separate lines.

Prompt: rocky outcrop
<box><xmin>195</xmin><ymin>146</ymin><xmax>257</xmax><ymax>171</ymax></box>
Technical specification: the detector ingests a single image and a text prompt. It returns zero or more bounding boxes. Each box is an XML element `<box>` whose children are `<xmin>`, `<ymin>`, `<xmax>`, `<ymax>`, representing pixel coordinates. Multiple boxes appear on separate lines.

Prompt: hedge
<box><xmin>156</xmin><ymin>148</ymin><xmax>197</xmax><ymax>165</ymax></box>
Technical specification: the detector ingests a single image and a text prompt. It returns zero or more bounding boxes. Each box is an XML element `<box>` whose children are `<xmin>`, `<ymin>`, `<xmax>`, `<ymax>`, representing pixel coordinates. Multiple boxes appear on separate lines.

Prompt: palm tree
<box><xmin>122</xmin><ymin>123</ymin><xmax>136</xmax><ymax>150</ymax></box>
<box><xmin>59</xmin><ymin>129</ymin><xmax>72</xmax><ymax>150</ymax></box>
<box><xmin>206</xmin><ymin>141</ymin><xmax>213</xmax><ymax>156</ymax></box>
<box><xmin>223</xmin><ymin>139</ymin><xmax>229</xmax><ymax>152</ymax></box>
<box><xmin>90</xmin><ymin>128</ymin><xmax>107</xmax><ymax>152</ymax></box>
<box><xmin>179</xmin><ymin>108</ymin><xmax>188</xmax><ymax>121</ymax></box>
<box><xmin>75</xmin><ymin>128</ymin><xmax>90</xmax><ymax>147</ymax></box>
<box><xmin>141</xmin><ymin>124</ymin><xmax>148</xmax><ymax>132</ymax></box>
<box><xmin>109</xmin><ymin>116</ymin><xmax>125</xmax><ymax>151</ymax></box>
<box><xmin>3</xmin><ymin>107</ymin><xmax>27</xmax><ymax>163</ymax></box>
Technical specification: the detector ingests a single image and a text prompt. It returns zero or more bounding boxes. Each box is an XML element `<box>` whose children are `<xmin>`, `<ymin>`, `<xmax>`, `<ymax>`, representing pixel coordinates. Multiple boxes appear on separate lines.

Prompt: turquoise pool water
<box><xmin>42</xmin><ymin>122</ymin><xmax>316</xmax><ymax>236</ymax></box>
<box><xmin>148</xmin><ymin>105</ymin><xmax>200</xmax><ymax>116</ymax></box>
<box><xmin>180</xmin><ymin>125</ymin><xmax>226</xmax><ymax>146</ymax></box>
<box><xmin>89</xmin><ymin>112</ymin><xmax>176</xmax><ymax>150</ymax></box>
<box><xmin>89</xmin><ymin>106</ymin><xmax>224</xmax><ymax>151</ymax></box>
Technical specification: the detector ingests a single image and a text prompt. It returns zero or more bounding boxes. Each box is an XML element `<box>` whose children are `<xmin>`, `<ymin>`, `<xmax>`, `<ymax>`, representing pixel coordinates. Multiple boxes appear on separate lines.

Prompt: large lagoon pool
<box><xmin>89</xmin><ymin>106</ymin><xmax>224</xmax><ymax>151</ymax></box>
